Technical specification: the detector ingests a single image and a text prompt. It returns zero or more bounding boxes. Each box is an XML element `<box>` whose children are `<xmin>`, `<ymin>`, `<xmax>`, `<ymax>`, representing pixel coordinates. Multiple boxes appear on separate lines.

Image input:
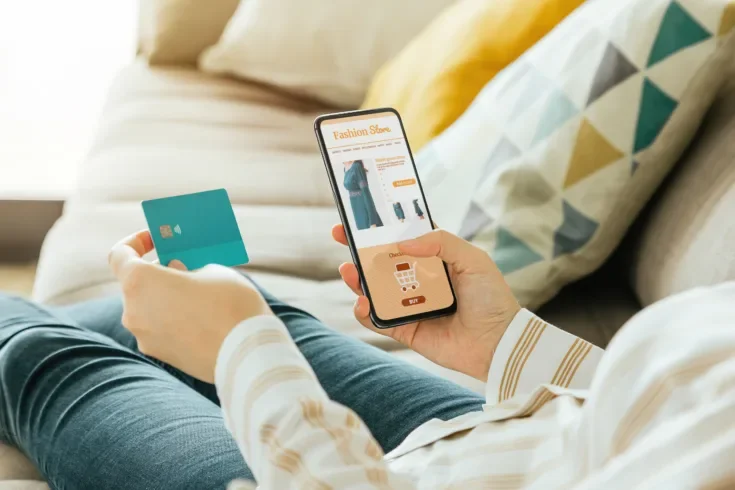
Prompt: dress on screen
<box><xmin>393</xmin><ymin>202</ymin><xmax>405</xmax><ymax>221</ymax></box>
<box><xmin>412</xmin><ymin>199</ymin><xmax>425</xmax><ymax>218</ymax></box>
<box><xmin>344</xmin><ymin>161</ymin><xmax>383</xmax><ymax>229</ymax></box>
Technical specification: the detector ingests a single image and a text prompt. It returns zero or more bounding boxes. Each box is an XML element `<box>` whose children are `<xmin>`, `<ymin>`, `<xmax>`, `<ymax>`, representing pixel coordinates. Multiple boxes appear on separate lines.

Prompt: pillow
<box><xmin>417</xmin><ymin>0</ymin><xmax>735</xmax><ymax>310</ymax></box>
<box><xmin>362</xmin><ymin>0</ymin><xmax>585</xmax><ymax>152</ymax></box>
<box><xmin>138</xmin><ymin>0</ymin><xmax>239</xmax><ymax>65</ymax></box>
<box><xmin>198</xmin><ymin>0</ymin><xmax>456</xmax><ymax>108</ymax></box>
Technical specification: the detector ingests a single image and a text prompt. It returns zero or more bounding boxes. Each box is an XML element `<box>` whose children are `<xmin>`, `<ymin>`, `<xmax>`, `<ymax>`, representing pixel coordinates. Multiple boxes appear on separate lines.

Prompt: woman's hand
<box><xmin>108</xmin><ymin>230</ymin><xmax>272</xmax><ymax>383</ymax></box>
<box><xmin>332</xmin><ymin>225</ymin><xmax>520</xmax><ymax>381</ymax></box>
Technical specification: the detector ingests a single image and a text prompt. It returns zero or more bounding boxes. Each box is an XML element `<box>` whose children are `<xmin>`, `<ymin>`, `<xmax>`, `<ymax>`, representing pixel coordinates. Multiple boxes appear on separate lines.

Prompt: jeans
<box><xmin>0</xmin><ymin>290</ymin><xmax>484</xmax><ymax>489</ymax></box>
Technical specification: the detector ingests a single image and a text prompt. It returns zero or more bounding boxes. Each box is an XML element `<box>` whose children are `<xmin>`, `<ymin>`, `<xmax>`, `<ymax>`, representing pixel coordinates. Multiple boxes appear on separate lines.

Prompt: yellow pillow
<box><xmin>361</xmin><ymin>0</ymin><xmax>585</xmax><ymax>151</ymax></box>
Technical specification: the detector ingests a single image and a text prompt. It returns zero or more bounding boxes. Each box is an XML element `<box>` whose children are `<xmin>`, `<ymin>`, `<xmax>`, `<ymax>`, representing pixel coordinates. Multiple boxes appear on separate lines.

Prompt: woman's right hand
<box><xmin>332</xmin><ymin>225</ymin><xmax>521</xmax><ymax>382</ymax></box>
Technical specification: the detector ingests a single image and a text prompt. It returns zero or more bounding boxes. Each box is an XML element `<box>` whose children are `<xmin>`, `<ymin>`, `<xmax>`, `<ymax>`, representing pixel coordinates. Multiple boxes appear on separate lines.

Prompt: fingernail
<box><xmin>168</xmin><ymin>260</ymin><xmax>188</xmax><ymax>271</ymax></box>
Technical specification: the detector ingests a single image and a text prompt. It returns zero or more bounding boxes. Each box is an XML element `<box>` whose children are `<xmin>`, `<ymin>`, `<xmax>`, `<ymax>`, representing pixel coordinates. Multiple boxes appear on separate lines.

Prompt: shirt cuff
<box><xmin>216</xmin><ymin>315</ymin><xmax>271</xmax><ymax>389</ymax></box>
<box><xmin>485</xmin><ymin>309</ymin><xmax>604</xmax><ymax>404</ymax></box>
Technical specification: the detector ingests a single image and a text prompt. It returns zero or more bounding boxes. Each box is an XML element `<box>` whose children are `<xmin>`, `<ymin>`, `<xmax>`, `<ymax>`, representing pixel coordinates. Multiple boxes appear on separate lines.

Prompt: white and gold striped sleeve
<box><xmin>486</xmin><ymin>308</ymin><xmax>605</xmax><ymax>404</ymax></box>
<box><xmin>215</xmin><ymin>315</ymin><xmax>415</xmax><ymax>489</ymax></box>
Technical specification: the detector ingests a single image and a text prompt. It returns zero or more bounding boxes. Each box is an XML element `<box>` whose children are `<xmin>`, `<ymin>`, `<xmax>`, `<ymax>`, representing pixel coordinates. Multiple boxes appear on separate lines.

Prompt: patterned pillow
<box><xmin>417</xmin><ymin>0</ymin><xmax>735</xmax><ymax>309</ymax></box>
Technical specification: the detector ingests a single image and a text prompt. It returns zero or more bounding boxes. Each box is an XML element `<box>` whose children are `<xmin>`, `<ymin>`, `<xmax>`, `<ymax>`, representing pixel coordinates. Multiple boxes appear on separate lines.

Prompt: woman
<box><xmin>0</xmin><ymin>227</ymin><xmax>733</xmax><ymax>489</ymax></box>
<box><xmin>343</xmin><ymin>159</ymin><xmax>383</xmax><ymax>229</ymax></box>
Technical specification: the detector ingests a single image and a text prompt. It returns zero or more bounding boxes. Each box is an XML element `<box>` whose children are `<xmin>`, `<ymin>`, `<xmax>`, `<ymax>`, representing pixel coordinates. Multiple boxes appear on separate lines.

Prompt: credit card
<box><xmin>141</xmin><ymin>189</ymin><xmax>249</xmax><ymax>270</ymax></box>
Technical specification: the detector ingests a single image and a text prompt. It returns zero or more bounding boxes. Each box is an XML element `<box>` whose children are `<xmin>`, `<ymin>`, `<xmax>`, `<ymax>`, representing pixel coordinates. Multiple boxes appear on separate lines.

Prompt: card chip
<box><xmin>159</xmin><ymin>224</ymin><xmax>173</xmax><ymax>239</ymax></box>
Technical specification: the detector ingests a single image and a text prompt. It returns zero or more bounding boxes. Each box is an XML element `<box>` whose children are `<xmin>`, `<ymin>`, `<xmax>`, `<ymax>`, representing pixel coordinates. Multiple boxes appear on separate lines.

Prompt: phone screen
<box><xmin>318</xmin><ymin>110</ymin><xmax>455</xmax><ymax>323</ymax></box>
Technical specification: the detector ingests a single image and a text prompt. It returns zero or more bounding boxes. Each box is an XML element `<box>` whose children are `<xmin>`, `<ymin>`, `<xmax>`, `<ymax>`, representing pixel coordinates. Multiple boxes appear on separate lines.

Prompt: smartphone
<box><xmin>315</xmin><ymin>108</ymin><xmax>457</xmax><ymax>328</ymax></box>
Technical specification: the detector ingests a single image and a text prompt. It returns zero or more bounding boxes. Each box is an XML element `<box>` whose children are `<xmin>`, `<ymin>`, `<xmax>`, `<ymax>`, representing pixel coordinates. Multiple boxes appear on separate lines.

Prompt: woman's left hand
<box><xmin>108</xmin><ymin>230</ymin><xmax>272</xmax><ymax>383</ymax></box>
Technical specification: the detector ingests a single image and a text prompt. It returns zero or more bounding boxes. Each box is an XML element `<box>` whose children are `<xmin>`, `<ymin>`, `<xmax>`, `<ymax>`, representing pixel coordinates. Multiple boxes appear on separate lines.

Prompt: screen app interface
<box><xmin>320</xmin><ymin>111</ymin><xmax>454</xmax><ymax>321</ymax></box>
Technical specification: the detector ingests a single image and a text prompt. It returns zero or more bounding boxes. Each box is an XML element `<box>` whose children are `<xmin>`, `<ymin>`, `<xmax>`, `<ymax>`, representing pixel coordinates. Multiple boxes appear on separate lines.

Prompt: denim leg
<box><xmin>0</xmin><ymin>295</ymin><xmax>251</xmax><ymax>490</ymax></box>
<box><xmin>257</xmin><ymin>288</ymin><xmax>485</xmax><ymax>453</ymax></box>
<box><xmin>62</xmin><ymin>289</ymin><xmax>485</xmax><ymax>455</ymax></box>
<box><xmin>55</xmin><ymin>297</ymin><xmax>219</xmax><ymax>404</ymax></box>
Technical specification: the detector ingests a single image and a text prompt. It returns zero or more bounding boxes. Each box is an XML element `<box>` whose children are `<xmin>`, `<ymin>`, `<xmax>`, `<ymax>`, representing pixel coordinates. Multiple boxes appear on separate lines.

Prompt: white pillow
<box><xmin>198</xmin><ymin>0</ymin><xmax>455</xmax><ymax>107</ymax></box>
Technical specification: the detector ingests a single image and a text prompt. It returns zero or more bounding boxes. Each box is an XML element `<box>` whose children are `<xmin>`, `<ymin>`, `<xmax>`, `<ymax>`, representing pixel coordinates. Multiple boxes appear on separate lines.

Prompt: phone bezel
<box><xmin>314</xmin><ymin>107</ymin><xmax>457</xmax><ymax>329</ymax></box>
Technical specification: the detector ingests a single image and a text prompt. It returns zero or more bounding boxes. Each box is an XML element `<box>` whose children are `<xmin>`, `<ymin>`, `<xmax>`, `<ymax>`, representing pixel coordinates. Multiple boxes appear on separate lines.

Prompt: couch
<box><xmin>3</xmin><ymin>9</ymin><xmax>734</xmax><ymax>490</ymax></box>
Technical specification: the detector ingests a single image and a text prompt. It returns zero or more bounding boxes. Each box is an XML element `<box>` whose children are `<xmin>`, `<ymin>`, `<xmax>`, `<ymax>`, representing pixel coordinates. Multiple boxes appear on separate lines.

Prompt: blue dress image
<box><xmin>393</xmin><ymin>202</ymin><xmax>405</xmax><ymax>221</ymax></box>
<box><xmin>343</xmin><ymin>161</ymin><xmax>384</xmax><ymax>230</ymax></box>
<box><xmin>412</xmin><ymin>198</ymin><xmax>425</xmax><ymax>219</ymax></box>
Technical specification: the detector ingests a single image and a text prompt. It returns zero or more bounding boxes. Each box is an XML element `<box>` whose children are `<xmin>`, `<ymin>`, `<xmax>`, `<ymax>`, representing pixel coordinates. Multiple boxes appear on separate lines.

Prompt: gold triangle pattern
<box><xmin>564</xmin><ymin>118</ymin><xmax>625</xmax><ymax>189</ymax></box>
<box><xmin>719</xmin><ymin>1</ymin><xmax>735</xmax><ymax>36</ymax></box>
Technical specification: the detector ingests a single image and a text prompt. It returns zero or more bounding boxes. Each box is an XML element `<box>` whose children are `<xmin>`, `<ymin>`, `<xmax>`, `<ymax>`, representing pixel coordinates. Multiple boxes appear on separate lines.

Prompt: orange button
<box><xmin>393</xmin><ymin>178</ymin><xmax>417</xmax><ymax>187</ymax></box>
<box><xmin>402</xmin><ymin>296</ymin><xmax>426</xmax><ymax>307</ymax></box>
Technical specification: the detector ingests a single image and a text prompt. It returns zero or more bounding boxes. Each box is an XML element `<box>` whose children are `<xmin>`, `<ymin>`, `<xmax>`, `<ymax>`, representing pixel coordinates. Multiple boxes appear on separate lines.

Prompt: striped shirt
<box><xmin>216</xmin><ymin>282</ymin><xmax>735</xmax><ymax>489</ymax></box>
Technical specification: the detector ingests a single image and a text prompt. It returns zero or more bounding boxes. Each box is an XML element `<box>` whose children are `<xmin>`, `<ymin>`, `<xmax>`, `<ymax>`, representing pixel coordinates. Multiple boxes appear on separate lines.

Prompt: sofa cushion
<box><xmin>199</xmin><ymin>0</ymin><xmax>456</xmax><ymax>107</ymax></box>
<box><xmin>79</xmin><ymin>61</ymin><xmax>334</xmax><ymax>207</ymax></box>
<box><xmin>624</xmin><ymin>70</ymin><xmax>735</xmax><ymax>306</ymax></box>
<box><xmin>418</xmin><ymin>1</ymin><xmax>735</xmax><ymax>311</ymax></box>
<box><xmin>35</xmin><ymin>203</ymin><xmax>352</xmax><ymax>297</ymax></box>
<box><xmin>361</xmin><ymin>0</ymin><xmax>584</xmax><ymax>151</ymax></box>
<box><xmin>0</xmin><ymin>443</ymin><xmax>43</xmax><ymax>484</ymax></box>
<box><xmin>138</xmin><ymin>0</ymin><xmax>239</xmax><ymax>66</ymax></box>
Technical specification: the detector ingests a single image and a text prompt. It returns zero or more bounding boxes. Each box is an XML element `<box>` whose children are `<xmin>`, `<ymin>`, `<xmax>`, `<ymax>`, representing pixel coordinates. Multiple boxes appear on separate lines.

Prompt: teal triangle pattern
<box><xmin>633</xmin><ymin>78</ymin><xmax>678</xmax><ymax>153</ymax></box>
<box><xmin>647</xmin><ymin>1</ymin><xmax>712</xmax><ymax>67</ymax></box>
<box><xmin>532</xmin><ymin>89</ymin><xmax>578</xmax><ymax>145</ymax></box>
<box><xmin>510</xmin><ymin>68</ymin><xmax>549</xmax><ymax>122</ymax></box>
<box><xmin>479</xmin><ymin>137</ymin><xmax>521</xmax><ymax>183</ymax></box>
<box><xmin>587</xmin><ymin>43</ymin><xmax>639</xmax><ymax>106</ymax></box>
<box><xmin>493</xmin><ymin>227</ymin><xmax>544</xmax><ymax>275</ymax></box>
<box><xmin>553</xmin><ymin>200</ymin><xmax>599</xmax><ymax>257</ymax></box>
<box><xmin>458</xmin><ymin>202</ymin><xmax>491</xmax><ymax>240</ymax></box>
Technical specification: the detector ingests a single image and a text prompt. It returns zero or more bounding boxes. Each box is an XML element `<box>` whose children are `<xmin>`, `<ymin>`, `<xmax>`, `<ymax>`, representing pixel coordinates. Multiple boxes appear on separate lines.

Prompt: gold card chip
<box><xmin>159</xmin><ymin>225</ymin><xmax>174</xmax><ymax>239</ymax></box>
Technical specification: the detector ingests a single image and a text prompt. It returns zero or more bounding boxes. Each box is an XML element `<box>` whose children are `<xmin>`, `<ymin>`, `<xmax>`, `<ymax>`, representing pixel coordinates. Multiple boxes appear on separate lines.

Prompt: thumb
<box><xmin>167</xmin><ymin>260</ymin><xmax>188</xmax><ymax>271</ymax></box>
<box><xmin>398</xmin><ymin>230</ymin><xmax>475</xmax><ymax>270</ymax></box>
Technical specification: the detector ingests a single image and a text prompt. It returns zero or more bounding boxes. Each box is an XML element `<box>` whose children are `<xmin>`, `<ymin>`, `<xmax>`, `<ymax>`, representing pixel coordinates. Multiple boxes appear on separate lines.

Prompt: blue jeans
<box><xmin>0</xmin><ymin>290</ymin><xmax>484</xmax><ymax>489</ymax></box>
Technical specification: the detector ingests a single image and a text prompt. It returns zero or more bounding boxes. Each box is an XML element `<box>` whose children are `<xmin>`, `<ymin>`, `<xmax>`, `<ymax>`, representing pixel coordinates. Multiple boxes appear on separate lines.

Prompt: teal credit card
<box><xmin>142</xmin><ymin>189</ymin><xmax>249</xmax><ymax>270</ymax></box>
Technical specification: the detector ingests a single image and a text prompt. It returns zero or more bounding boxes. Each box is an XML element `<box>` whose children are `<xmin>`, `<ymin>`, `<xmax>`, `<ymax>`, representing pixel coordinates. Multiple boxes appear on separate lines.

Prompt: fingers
<box><xmin>109</xmin><ymin>230</ymin><xmax>155</xmax><ymax>279</ymax></box>
<box><xmin>339</xmin><ymin>262</ymin><xmax>363</xmax><ymax>296</ymax></box>
<box><xmin>353</xmin><ymin>295</ymin><xmax>371</xmax><ymax>321</ymax></box>
<box><xmin>331</xmin><ymin>224</ymin><xmax>348</xmax><ymax>246</ymax></box>
<box><xmin>397</xmin><ymin>229</ymin><xmax>482</xmax><ymax>271</ymax></box>
<box><xmin>167</xmin><ymin>260</ymin><xmax>188</xmax><ymax>271</ymax></box>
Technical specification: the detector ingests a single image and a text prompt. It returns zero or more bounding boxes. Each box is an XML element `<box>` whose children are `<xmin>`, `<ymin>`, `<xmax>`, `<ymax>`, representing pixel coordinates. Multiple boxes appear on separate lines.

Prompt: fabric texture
<box><xmin>0</xmin><ymin>292</ymin><xmax>483</xmax><ymax>488</ymax></box>
<box><xmin>624</xmin><ymin>66</ymin><xmax>735</xmax><ymax>306</ymax></box>
<box><xmin>219</xmin><ymin>280</ymin><xmax>735</xmax><ymax>488</ymax></box>
<box><xmin>361</xmin><ymin>0</ymin><xmax>585</xmax><ymax>151</ymax></box>
<box><xmin>138</xmin><ymin>0</ymin><xmax>239</xmax><ymax>65</ymax></box>
<box><xmin>198</xmin><ymin>0</ymin><xmax>455</xmax><ymax>107</ymax></box>
<box><xmin>418</xmin><ymin>0</ymin><xmax>735</xmax><ymax>309</ymax></box>
<box><xmin>217</xmin><ymin>307</ymin><xmax>602</xmax><ymax>489</ymax></box>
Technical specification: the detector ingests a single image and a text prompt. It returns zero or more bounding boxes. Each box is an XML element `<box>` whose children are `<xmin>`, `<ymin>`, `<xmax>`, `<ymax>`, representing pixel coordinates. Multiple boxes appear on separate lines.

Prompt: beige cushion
<box><xmin>79</xmin><ymin>61</ymin><xmax>334</xmax><ymax>207</ymax></box>
<box><xmin>199</xmin><ymin>0</ymin><xmax>456</xmax><ymax>107</ymax></box>
<box><xmin>625</xmin><ymin>70</ymin><xmax>735</xmax><ymax>306</ymax></box>
<box><xmin>0</xmin><ymin>483</ymin><xmax>48</xmax><ymax>490</ymax></box>
<box><xmin>0</xmin><ymin>443</ymin><xmax>43</xmax><ymax>485</ymax></box>
<box><xmin>138</xmin><ymin>0</ymin><xmax>239</xmax><ymax>65</ymax></box>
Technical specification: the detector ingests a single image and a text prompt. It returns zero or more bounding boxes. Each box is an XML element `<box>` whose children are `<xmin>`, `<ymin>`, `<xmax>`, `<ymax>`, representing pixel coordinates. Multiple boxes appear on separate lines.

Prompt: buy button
<box><xmin>393</xmin><ymin>178</ymin><xmax>417</xmax><ymax>187</ymax></box>
<box><xmin>402</xmin><ymin>296</ymin><xmax>426</xmax><ymax>307</ymax></box>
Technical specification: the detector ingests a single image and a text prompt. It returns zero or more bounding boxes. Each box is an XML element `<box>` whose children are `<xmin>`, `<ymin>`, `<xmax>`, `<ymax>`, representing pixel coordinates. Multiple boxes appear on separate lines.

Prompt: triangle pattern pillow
<box><xmin>417</xmin><ymin>0</ymin><xmax>735</xmax><ymax>310</ymax></box>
